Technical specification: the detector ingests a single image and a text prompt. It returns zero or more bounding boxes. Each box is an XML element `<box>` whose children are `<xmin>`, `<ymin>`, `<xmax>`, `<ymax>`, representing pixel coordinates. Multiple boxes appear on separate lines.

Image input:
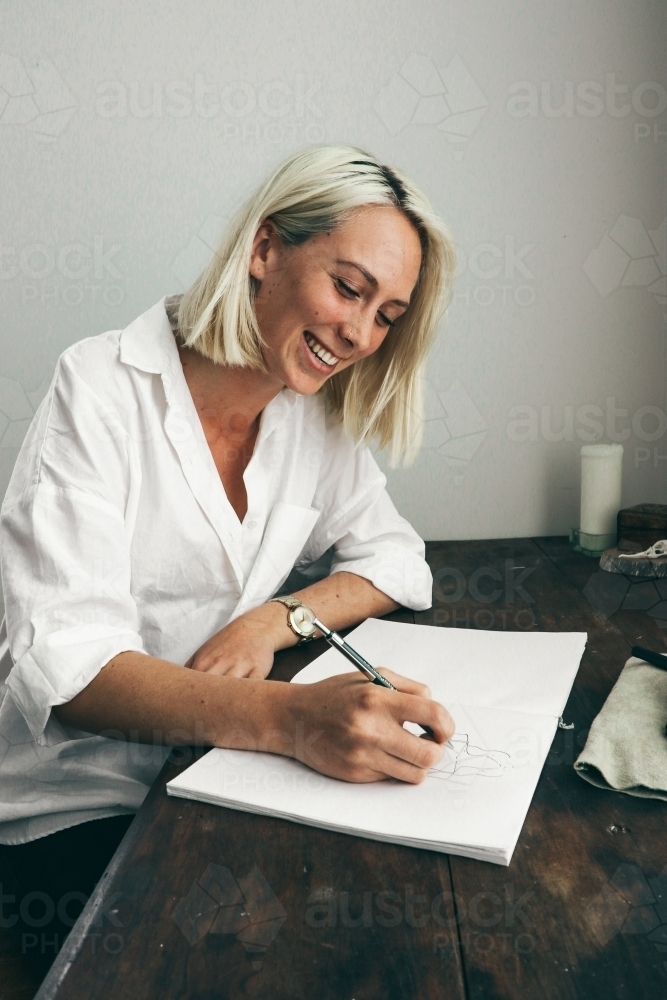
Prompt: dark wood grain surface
<box><xmin>32</xmin><ymin>540</ymin><xmax>667</xmax><ymax>1000</ymax></box>
<box><xmin>0</xmin><ymin>926</ymin><xmax>43</xmax><ymax>1000</ymax></box>
<box><xmin>420</xmin><ymin>539</ymin><xmax>667</xmax><ymax>1000</ymax></box>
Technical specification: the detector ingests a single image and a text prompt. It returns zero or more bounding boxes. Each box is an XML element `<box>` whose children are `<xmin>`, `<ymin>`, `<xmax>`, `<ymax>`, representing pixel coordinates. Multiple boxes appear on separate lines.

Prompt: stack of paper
<box><xmin>167</xmin><ymin>620</ymin><xmax>587</xmax><ymax>865</ymax></box>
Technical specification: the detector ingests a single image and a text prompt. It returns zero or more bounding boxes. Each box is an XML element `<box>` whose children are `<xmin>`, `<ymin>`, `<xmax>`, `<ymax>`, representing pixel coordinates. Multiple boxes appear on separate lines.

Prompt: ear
<box><xmin>249</xmin><ymin>220</ymin><xmax>279</xmax><ymax>282</ymax></box>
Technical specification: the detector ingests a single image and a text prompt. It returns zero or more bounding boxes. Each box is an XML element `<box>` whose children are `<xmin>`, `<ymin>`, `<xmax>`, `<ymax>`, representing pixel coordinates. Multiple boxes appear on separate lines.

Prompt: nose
<box><xmin>339</xmin><ymin>314</ymin><xmax>374</xmax><ymax>354</ymax></box>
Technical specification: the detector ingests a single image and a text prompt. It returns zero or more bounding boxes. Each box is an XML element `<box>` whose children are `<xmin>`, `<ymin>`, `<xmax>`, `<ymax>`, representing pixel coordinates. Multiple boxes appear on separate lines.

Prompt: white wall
<box><xmin>1</xmin><ymin>0</ymin><xmax>665</xmax><ymax>546</ymax></box>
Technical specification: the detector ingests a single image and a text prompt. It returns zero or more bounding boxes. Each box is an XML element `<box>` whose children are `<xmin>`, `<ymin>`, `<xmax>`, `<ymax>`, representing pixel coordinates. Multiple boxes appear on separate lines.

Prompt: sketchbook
<box><xmin>167</xmin><ymin>620</ymin><xmax>587</xmax><ymax>866</ymax></box>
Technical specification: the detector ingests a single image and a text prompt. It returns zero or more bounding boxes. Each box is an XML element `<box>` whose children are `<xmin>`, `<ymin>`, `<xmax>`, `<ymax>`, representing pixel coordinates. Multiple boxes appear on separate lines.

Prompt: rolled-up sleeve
<box><xmin>300</xmin><ymin>419</ymin><xmax>433</xmax><ymax>611</ymax></box>
<box><xmin>0</xmin><ymin>352</ymin><xmax>145</xmax><ymax>743</ymax></box>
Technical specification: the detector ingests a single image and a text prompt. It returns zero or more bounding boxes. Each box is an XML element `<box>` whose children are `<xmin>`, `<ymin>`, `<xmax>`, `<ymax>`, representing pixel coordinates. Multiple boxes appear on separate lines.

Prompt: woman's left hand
<box><xmin>184</xmin><ymin>603</ymin><xmax>288</xmax><ymax>678</ymax></box>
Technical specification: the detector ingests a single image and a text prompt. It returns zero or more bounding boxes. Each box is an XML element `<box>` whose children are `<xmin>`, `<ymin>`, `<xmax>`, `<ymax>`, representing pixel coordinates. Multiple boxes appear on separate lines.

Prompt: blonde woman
<box><xmin>0</xmin><ymin>145</ymin><xmax>455</xmax><ymax>972</ymax></box>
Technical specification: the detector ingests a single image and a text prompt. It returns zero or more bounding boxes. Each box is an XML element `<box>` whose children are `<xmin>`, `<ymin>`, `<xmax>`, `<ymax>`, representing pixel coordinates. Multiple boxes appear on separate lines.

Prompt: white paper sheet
<box><xmin>167</xmin><ymin>621</ymin><xmax>587</xmax><ymax>865</ymax></box>
<box><xmin>291</xmin><ymin>619</ymin><xmax>587</xmax><ymax>716</ymax></box>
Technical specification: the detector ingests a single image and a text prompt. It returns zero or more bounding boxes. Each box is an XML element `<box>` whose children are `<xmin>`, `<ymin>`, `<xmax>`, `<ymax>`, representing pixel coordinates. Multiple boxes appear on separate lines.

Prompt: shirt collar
<box><xmin>119</xmin><ymin>296</ymin><xmax>178</xmax><ymax>381</ymax></box>
<box><xmin>119</xmin><ymin>295</ymin><xmax>302</xmax><ymax>422</ymax></box>
<box><xmin>257</xmin><ymin>385</ymin><xmax>299</xmax><ymax>440</ymax></box>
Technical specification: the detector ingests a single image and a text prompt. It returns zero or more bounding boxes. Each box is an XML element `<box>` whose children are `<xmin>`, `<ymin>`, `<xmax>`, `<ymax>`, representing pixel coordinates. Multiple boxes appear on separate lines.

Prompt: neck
<box><xmin>178</xmin><ymin>345</ymin><xmax>284</xmax><ymax>443</ymax></box>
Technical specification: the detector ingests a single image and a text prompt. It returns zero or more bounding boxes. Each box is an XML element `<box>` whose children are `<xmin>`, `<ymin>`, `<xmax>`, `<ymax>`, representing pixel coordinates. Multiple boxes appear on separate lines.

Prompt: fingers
<box><xmin>338</xmin><ymin>737</ymin><xmax>445</xmax><ymax>785</ymax></box>
<box><xmin>374</xmin><ymin>667</ymin><xmax>432</xmax><ymax>700</ymax></box>
<box><xmin>375</xmin><ymin>751</ymin><xmax>440</xmax><ymax>784</ymax></box>
<box><xmin>380</xmin><ymin>724</ymin><xmax>447</xmax><ymax>773</ymax></box>
<box><xmin>187</xmin><ymin>654</ymin><xmax>252</xmax><ymax>677</ymax></box>
<box><xmin>187</xmin><ymin>645</ymin><xmax>274</xmax><ymax>678</ymax></box>
<box><xmin>247</xmin><ymin>665</ymin><xmax>271</xmax><ymax>679</ymax></box>
<box><xmin>380</xmin><ymin>686</ymin><xmax>455</xmax><ymax>745</ymax></box>
<box><xmin>197</xmin><ymin>660</ymin><xmax>258</xmax><ymax>678</ymax></box>
<box><xmin>302</xmin><ymin>673</ymin><xmax>455</xmax><ymax>784</ymax></box>
<box><xmin>208</xmin><ymin>663</ymin><xmax>249</xmax><ymax>678</ymax></box>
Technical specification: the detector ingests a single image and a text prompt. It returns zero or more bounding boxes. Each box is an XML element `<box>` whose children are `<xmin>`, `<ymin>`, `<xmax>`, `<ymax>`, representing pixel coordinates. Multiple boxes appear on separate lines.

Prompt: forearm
<box><xmin>53</xmin><ymin>649</ymin><xmax>454</xmax><ymax>784</ymax></box>
<box><xmin>54</xmin><ymin>573</ymin><xmax>400</xmax><ymax>736</ymax></box>
<box><xmin>213</xmin><ymin>571</ymin><xmax>399</xmax><ymax>661</ymax></box>
<box><xmin>277</xmin><ymin>571</ymin><xmax>399</xmax><ymax>650</ymax></box>
<box><xmin>53</xmin><ymin>651</ymin><xmax>293</xmax><ymax>748</ymax></box>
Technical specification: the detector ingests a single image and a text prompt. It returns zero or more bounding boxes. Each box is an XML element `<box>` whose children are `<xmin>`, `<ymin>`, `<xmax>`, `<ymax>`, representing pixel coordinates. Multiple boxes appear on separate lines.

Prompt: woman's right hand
<box><xmin>279</xmin><ymin>669</ymin><xmax>455</xmax><ymax>784</ymax></box>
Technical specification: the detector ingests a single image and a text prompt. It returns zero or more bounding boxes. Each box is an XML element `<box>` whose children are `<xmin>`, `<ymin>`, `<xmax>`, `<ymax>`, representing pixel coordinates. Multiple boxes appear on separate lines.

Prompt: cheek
<box><xmin>308</xmin><ymin>296</ymin><xmax>332</xmax><ymax>325</ymax></box>
<box><xmin>295</xmin><ymin>275</ymin><xmax>345</xmax><ymax>323</ymax></box>
<box><xmin>363</xmin><ymin>327</ymin><xmax>391</xmax><ymax>357</ymax></box>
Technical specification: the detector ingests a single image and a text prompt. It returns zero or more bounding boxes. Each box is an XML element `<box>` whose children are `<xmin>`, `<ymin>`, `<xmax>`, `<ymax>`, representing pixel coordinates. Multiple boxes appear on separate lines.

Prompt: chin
<box><xmin>279</xmin><ymin>360</ymin><xmax>334</xmax><ymax>396</ymax></box>
<box><xmin>284</xmin><ymin>373</ymin><xmax>329</xmax><ymax>396</ymax></box>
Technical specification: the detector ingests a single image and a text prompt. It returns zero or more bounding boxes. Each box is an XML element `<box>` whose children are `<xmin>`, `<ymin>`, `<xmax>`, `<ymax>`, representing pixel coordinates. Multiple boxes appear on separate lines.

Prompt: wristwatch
<box><xmin>269</xmin><ymin>596</ymin><xmax>318</xmax><ymax>643</ymax></box>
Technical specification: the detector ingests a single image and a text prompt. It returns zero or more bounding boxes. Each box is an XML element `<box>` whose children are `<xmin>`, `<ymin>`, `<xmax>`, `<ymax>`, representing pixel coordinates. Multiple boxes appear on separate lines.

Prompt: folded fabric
<box><xmin>575</xmin><ymin>656</ymin><xmax>667</xmax><ymax>800</ymax></box>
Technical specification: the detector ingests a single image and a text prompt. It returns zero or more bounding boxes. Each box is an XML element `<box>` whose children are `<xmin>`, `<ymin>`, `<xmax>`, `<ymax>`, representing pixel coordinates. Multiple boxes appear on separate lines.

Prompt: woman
<box><xmin>0</xmin><ymin>145</ymin><xmax>455</xmax><ymax>972</ymax></box>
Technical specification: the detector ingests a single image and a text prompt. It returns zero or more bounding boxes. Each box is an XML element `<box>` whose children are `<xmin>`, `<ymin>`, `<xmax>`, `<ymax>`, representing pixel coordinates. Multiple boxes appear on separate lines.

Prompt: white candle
<box><xmin>580</xmin><ymin>444</ymin><xmax>624</xmax><ymax>537</ymax></box>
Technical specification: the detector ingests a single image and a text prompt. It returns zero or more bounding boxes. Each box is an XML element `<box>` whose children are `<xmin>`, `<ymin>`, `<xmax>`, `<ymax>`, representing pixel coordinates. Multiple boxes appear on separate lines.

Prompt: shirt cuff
<box><xmin>6</xmin><ymin>624</ymin><xmax>146</xmax><ymax>744</ymax></box>
<box><xmin>330</xmin><ymin>545</ymin><xmax>433</xmax><ymax>611</ymax></box>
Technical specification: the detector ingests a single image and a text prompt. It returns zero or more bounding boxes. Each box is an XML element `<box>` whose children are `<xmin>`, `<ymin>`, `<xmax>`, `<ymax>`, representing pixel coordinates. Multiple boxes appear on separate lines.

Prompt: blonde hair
<box><xmin>177</xmin><ymin>145</ymin><xmax>456</xmax><ymax>465</ymax></box>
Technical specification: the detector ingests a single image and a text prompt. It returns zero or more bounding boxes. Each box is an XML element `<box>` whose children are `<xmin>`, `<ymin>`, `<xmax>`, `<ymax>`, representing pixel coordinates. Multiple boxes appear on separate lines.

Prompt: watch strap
<box><xmin>269</xmin><ymin>596</ymin><xmax>302</xmax><ymax>612</ymax></box>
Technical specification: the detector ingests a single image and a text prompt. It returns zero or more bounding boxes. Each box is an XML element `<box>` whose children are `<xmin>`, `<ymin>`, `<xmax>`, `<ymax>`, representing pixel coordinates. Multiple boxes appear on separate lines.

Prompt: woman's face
<box><xmin>249</xmin><ymin>204</ymin><xmax>422</xmax><ymax>395</ymax></box>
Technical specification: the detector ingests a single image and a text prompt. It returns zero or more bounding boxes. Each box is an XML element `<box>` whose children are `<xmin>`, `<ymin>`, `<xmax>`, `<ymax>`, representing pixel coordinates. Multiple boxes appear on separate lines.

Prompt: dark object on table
<box><xmin>617</xmin><ymin>504</ymin><xmax>667</xmax><ymax>549</ymax></box>
<box><xmin>631</xmin><ymin>645</ymin><xmax>667</xmax><ymax>672</ymax></box>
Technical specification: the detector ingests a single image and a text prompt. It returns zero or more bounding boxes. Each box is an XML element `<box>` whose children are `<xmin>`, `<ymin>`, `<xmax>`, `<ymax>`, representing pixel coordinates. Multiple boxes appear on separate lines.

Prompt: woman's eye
<box><xmin>335</xmin><ymin>277</ymin><xmax>394</xmax><ymax>327</ymax></box>
<box><xmin>335</xmin><ymin>278</ymin><xmax>359</xmax><ymax>298</ymax></box>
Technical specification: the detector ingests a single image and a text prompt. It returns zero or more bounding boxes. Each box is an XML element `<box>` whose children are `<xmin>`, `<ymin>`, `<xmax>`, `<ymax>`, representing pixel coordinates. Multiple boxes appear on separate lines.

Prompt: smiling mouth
<box><xmin>304</xmin><ymin>331</ymin><xmax>341</xmax><ymax>368</ymax></box>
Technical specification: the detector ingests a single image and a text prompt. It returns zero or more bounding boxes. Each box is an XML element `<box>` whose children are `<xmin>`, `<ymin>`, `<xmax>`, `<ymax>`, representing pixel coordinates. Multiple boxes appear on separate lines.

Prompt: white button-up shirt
<box><xmin>0</xmin><ymin>296</ymin><xmax>432</xmax><ymax>844</ymax></box>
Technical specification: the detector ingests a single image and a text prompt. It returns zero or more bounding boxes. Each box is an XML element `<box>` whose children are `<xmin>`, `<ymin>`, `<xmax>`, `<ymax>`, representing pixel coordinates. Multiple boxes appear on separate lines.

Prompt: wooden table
<box><xmin>35</xmin><ymin>538</ymin><xmax>667</xmax><ymax>1000</ymax></box>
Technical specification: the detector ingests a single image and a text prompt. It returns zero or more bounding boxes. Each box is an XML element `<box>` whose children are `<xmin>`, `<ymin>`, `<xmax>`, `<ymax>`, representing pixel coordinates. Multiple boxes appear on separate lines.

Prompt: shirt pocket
<box><xmin>234</xmin><ymin>502</ymin><xmax>321</xmax><ymax>614</ymax></box>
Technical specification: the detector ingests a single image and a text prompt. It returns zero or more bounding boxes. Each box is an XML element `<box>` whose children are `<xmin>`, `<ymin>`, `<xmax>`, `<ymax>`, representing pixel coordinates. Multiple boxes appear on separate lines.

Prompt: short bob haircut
<box><xmin>177</xmin><ymin>144</ymin><xmax>456</xmax><ymax>465</ymax></box>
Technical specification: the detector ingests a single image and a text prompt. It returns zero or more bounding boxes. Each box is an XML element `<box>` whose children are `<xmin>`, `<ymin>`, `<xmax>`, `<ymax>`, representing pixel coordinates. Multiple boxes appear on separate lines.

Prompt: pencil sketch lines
<box><xmin>428</xmin><ymin>733</ymin><xmax>511</xmax><ymax>782</ymax></box>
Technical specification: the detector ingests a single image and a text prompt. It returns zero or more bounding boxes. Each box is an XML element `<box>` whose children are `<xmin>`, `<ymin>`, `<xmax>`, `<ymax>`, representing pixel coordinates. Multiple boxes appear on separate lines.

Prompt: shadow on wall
<box><xmin>541</xmin><ymin>447</ymin><xmax>578</xmax><ymax>537</ymax></box>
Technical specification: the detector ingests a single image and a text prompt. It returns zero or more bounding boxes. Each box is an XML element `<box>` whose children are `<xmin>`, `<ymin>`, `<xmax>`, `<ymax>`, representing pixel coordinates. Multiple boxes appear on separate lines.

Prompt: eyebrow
<box><xmin>334</xmin><ymin>259</ymin><xmax>411</xmax><ymax>309</ymax></box>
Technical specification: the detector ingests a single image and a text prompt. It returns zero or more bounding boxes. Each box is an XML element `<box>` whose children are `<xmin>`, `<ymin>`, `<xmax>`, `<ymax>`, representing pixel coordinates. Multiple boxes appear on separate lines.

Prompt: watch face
<box><xmin>290</xmin><ymin>605</ymin><xmax>316</xmax><ymax>636</ymax></box>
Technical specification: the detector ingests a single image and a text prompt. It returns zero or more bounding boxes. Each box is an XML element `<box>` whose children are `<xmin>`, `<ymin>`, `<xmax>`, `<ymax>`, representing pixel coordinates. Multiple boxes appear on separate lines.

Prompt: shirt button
<box><xmin>246</xmin><ymin>520</ymin><xmax>257</xmax><ymax>529</ymax></box>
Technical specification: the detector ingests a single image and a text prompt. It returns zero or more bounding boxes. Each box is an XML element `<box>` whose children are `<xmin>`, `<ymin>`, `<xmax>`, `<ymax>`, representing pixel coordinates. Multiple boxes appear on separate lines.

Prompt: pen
<box><xmin>632</xmin><ymin>645</ymin><xmax>667</xmax><ymax>672</ymax></box>
<box><xmin>310</xmin><ymin>617</ymin><xmax>436</xmax><ymax>739</ymax></box>
<box><xmin>311</xmin><ymin>616</ymin><xmax>397</xmax><ymax>689</ymax></box>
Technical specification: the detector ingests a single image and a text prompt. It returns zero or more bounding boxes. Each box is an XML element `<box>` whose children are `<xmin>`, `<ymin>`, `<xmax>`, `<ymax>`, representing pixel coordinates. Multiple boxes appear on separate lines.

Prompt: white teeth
<box><xmin>304</xmin><ymin>332</ymin><xmax>339</xmax><ymax>367</ymax></box>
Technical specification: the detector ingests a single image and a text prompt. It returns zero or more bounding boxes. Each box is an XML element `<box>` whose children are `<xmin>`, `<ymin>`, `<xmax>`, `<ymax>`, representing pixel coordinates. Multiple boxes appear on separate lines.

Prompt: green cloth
<box><xmin>574</xmin><ymin>656</ymin><xmax>667</xmax><ymax>800</ymax></box>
